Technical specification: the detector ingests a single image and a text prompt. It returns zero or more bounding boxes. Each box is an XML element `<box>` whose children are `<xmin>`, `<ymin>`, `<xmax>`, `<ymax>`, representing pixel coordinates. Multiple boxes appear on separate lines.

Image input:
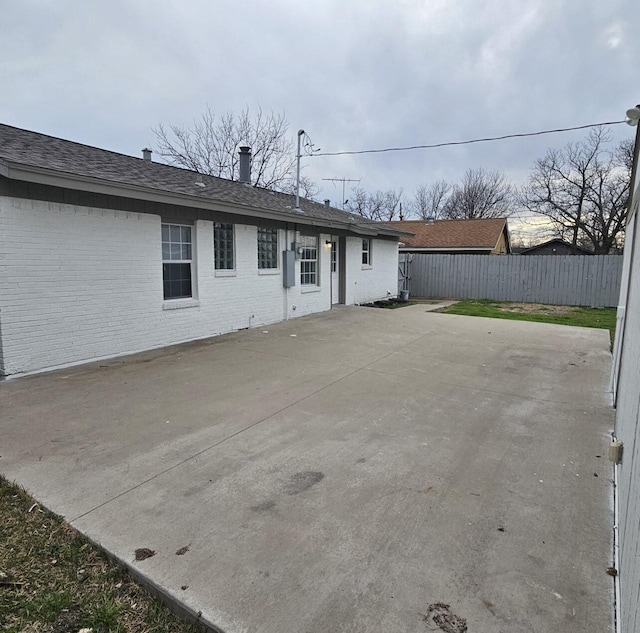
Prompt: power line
<box><xmin>312</xmin><ymin>120</ymin><xmax>626</xmax><ymax>157</ymax></box>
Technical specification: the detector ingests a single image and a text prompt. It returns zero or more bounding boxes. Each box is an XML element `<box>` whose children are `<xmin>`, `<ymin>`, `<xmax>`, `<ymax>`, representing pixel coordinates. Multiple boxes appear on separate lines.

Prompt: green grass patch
<box><xmin>0</xmin><ymin>475</ymin><xmax>199</xmax><ymax>633</ymax></box>
<box><xmin>437</xmin><ymin>300</ymin><xmax>616</xmax><ymax>342</ymax></box>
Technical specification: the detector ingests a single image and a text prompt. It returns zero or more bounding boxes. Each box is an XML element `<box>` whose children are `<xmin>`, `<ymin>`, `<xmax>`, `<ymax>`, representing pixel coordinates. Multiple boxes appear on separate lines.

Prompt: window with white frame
<box><xmin>362</xmin><ymin>238</ymin><xmax>371</xmax><ymax>266</ymax></box>
<box><xmin>331</xmin><ymin>240</ymin><xmax>337</xmax><ymax>272</ymax></box>
<box><xmin>257</xmin><ymin>227</ymin><xmax>278</xmax><ymax>269</ymax></box>
<box><xmin>214</xmin><ymin>223</ymin><xmax>234</xmax><ymax>270</ymax></box>
<box><xmin>162</xmin><ymin>224</ymin><xmax>193</xmax><ymax>299</ymax></box>
<box><xmin>300</xmin><ymin>235</ymin><xmax>318</xmax><ymax>285</ymax></box>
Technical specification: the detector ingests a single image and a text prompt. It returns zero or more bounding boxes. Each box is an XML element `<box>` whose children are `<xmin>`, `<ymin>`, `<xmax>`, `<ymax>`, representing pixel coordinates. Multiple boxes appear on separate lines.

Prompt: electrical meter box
<box><xmin>283</xmin><ymin>250</ymin><xmax>296</xmax><ymax>287</ymax></box>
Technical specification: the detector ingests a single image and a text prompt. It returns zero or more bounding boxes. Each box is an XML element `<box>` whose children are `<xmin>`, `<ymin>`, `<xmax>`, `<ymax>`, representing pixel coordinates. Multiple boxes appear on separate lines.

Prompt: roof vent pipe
<box><xmin>238</xmin><ymin>146</ymin><xmax>252</xmax><ymax>184</ymax></box>
<box><xmin>324</xmin><ymin>199</ymin><xmax>330</xmax><ymax>207</ymax></box>
<box><xmin>142</xmin><ymin>148</ymin><xmax>153</xmax><ymax>162</ymax></box>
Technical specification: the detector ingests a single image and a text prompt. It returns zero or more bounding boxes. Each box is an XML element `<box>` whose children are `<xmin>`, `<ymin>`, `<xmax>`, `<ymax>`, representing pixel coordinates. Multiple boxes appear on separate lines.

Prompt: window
<box><xmin>300</xmin><ymin>235</ymin><xmax>318</xmax><ymax>285</ymax></box>
<box><xmin>257</xmin><ymin>227</ymin><xmax>278</xmax><ymax>269</ymax></box>
<box><xmin>162</xmin><ymin>224</ymin><xmax>193</xmax><ymax>299</ymax></box>
<box><xmin>362</xmin><ymin>238</ymin><xmax>371</xmax><ymax>266</ymax></box>
<box><xmin>331</xmin><ymin>241</ymin><xmax>337</xmax><ymax>273</ymax></box>
<box><xmin>214</xmin><ymin>223</ymin><xmax>234</xmax><ymax>270</ymax></box>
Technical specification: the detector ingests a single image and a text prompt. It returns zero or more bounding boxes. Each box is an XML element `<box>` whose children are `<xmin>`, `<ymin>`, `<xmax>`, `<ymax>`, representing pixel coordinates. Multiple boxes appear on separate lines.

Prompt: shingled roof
<box><xmin>0</xmin><ymin>123</ymin><xmax>403</xmax><ymax>238</ymax></box>
<box><xmin>386</xmin><ymin>218</ymin><xmax>509</xmax><ymax>251</ymax></box>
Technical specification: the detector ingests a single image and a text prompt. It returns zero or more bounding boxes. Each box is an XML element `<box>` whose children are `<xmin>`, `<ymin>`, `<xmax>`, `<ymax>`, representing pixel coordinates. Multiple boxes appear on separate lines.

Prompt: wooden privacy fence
<box><xmin>406</xmin><ymin>254</ymin><xmax>623</xmax><ymax>307</ymax></box>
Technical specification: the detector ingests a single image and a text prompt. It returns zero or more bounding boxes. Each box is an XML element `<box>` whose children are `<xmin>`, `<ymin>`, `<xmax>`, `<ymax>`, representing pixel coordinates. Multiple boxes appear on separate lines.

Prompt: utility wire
<box><xmin>312</xmin><ymin>120</ymin><xmax>626</xmax><ymax>157</ymax></box>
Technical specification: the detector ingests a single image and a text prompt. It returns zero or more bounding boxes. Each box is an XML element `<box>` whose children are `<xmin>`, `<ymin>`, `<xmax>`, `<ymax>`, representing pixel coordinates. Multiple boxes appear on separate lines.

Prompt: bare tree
<box><xmin>408</xmin><ymin>180</ymin><xmax>451</xmax><ymax>219</ymax></box>
<box><xmin>152</xmin><ymin>105</ymin><xmax>314</xmax><ymax>192</ymax></box>
<box><xmin>347</xmin><ymin>187</ymin><xmax>403</xmax><ymax>221</ymax></box>
<box><xmin>442</xmin><ymin>168</ymin><xmax>512</xmax><ymax>219</ymax></box>
<box><xmin>279</xmin><ymin>175</ymin><xmax>319</xmax><ymax>200</ymax></box>
<box><xmin>519</xmin><ymin>128</ymin><xmax>631</xmax><ymax>254</ymax></box>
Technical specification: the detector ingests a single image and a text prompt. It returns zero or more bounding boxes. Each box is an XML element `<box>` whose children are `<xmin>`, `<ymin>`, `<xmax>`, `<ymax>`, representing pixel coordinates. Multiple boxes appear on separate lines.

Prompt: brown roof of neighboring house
<box><xmin>386</xmin><ymin>217</ymin><xmax>509</xmax><ymax>250</ymax></box>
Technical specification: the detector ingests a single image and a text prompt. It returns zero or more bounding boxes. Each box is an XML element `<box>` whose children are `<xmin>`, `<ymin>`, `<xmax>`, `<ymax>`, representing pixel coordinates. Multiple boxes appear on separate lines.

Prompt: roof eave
<box><xmin>2</xmin><ymin>160</ymin><xmax>402</xmax><ymax>238</ymax></box>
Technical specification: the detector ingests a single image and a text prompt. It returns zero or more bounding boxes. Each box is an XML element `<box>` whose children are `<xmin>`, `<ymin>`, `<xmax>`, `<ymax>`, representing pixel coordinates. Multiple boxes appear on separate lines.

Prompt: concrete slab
<box><xmin>0</xmin><ymin>305</ymin><xmax>614</xmax><ymax>633</ymax></box>
<box><xmin>416</xmin><ymin>299</ymin><xmax>459</xmax><ymax>312</ymax></box>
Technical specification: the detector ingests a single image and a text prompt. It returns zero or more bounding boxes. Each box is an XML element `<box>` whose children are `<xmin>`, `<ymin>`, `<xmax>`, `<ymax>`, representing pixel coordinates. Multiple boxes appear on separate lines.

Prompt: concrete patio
<box><xmin>0</xmin><ymin>305</ymin><xmax>614</xmax><ymax>633</ymax></box>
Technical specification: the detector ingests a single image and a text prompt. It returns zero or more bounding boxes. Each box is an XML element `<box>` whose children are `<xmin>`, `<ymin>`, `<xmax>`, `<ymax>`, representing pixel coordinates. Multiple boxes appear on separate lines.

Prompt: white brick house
<box><xmin>0</xmin><ymin>124</ymin><xmax>404</xmax><ymax>377</ymax></box>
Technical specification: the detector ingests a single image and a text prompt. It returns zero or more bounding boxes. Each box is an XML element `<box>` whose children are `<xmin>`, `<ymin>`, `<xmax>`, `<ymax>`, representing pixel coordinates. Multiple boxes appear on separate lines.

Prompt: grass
<box><xmin>0</xmin><ymin>475</ymin><xmax>199</xmax><ymax>633</ymax></box>
<box><xmin>436</xmin><ymin>300</ymin><xmax>617</xmax><ymax>342</ymax></box>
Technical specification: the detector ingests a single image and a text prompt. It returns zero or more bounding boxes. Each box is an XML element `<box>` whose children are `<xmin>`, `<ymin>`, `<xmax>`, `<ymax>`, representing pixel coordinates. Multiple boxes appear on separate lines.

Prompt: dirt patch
<box><xmin>422</xmin><ymin>603</ymin><xmax>467</xmax><ymax>633</ymax></box>
<box><xmin>51</xmin><ymin>606</ymin><xmax>82</xmax><ymax>633</ymax></box>
<box><xmin>498</xmin><ymin>303</ymin><xmax>578</xmax><ymax>315</ymax></box>
<box><xmin>134</xmin><ymin>547</ymin><xmax>156</xmax><ymax>561</ymax></box>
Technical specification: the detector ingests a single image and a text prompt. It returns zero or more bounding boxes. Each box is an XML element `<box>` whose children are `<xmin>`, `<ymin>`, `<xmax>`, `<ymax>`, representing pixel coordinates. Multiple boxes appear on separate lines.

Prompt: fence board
<box><xmin>407</xmin><ymin>254</ymin><xmax>623</xmax><ymax>307</ymax></box>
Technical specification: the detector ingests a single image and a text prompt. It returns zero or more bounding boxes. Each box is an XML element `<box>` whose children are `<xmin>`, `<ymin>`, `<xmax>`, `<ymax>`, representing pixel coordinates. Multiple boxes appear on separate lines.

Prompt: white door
<box><xmin>331</xmin><ymin>238</ymin><xmax>339</xmax><ymax>304</ymax></box>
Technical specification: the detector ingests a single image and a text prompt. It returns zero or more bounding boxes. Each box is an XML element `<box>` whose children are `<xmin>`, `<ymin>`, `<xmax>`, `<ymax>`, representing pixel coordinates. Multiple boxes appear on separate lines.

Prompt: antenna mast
<box><xmin>322</xmin><ymin>177</ymin><xmax>361</xmax><ymax>209</ymax></box>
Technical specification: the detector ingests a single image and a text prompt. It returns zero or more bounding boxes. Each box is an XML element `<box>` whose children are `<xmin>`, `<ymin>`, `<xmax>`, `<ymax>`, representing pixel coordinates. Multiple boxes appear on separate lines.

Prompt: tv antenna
<box><xmin>322</xmin><ymin>177</ymin><xmax>361</xmax><ymax>209</ymax></box>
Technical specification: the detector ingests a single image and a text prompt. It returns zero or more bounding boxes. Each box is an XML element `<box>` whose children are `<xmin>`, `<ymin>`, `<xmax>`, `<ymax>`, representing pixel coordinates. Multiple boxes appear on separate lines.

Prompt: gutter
<box><xmin>1</xmin><ymin>159</ymin><xmax>404</xmax><ymax>240</ymax></box>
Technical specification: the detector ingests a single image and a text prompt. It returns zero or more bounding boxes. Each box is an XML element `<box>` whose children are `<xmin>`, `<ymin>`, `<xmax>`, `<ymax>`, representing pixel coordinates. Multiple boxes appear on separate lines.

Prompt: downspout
<box><xmin>612</xmin><ymin>433</ymin><xmax>621</xmax><ymax>633</ymax></box>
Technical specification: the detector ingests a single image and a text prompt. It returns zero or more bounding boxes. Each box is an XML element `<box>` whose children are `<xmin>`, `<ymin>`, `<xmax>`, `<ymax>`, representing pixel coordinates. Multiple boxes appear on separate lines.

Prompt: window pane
<box><xmin>162</xmin><ymin>225</ymin><xmax>193</xmax><ymax>299</ymax></box>
<box><xmin>362</xmin><ymin>238</ymin><xmax>370</xmax><ymax>265</ymax></box>
<box><xmin>300</xmin><ymin>234</ymin><xmax>318</xmax><ymax>285</ymax></box>
<box><xmin>163</xmin><ymin>263</ymin><xmax>192</xmax><ymax>299</ymax></box>
<box><xmin>257</xmin><ymin>227</ymin><xmax>278</xmax><ymax>269</ymax></box>
<box><xmin>214</xmin><ymin>223</ymin><xmax>234</xmax><ymax>270</ymax></box>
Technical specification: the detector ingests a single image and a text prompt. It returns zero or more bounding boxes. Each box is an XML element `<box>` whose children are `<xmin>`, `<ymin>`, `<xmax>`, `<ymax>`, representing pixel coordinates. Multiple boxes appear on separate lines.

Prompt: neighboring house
<box><xmin>386</xmin><ymin>218</ymin><xmax>510</xmax><ymax>254</ymax></box>
<box><xmin>519</xmin><ymin>238</ymin><xmax>594</xmax><ymax>256</ymax></box>
<box><xmin>0</xmin><ymin>123</ymin><xmax>405</xmax><ymax>377</ymax></box>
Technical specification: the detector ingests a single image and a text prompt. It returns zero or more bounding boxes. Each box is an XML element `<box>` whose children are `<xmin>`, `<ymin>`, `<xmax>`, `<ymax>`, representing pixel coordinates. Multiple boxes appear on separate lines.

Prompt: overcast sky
<box><xmin>1</xmin><ymin>0</ymin><xmax>638</xmax><ymax>216</ymax></box>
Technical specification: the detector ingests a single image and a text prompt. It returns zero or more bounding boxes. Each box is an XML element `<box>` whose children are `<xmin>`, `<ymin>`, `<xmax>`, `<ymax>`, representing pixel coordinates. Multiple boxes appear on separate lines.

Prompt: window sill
<box><xmin>361</xmin><ymin>264</ymin><xmax>373</xmax><ymax>270</ymax></box>
<box><xmin>258</xmin><ymin>268</ymin><xmax>280</xmax><ymax>275</ymax></box>
<box><xmin>215</xmin><ymin>270</ymin><xmax>237</xmax><ymax>278</ymax></box>
<box><xmin>163</xmin><ymin>299</ymin><xmax>200</xmax><ymax>310</ymax></box>
<box><xmin>301</xmin><ymin>286</ymin><xmax>322</xmax><ymax>293</ymax></box>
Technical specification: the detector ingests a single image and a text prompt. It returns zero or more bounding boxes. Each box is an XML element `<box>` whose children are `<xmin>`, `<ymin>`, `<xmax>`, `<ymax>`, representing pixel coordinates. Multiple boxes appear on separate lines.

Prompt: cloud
<box><xmin>603</xmin><ymin>22</ymin><xmax>625</xmax><ymax>49</ymax></box>
<box><xmin>1</xmin><ymin>0</ymin><xmax>637</xmax><ymax>212</ymax></box>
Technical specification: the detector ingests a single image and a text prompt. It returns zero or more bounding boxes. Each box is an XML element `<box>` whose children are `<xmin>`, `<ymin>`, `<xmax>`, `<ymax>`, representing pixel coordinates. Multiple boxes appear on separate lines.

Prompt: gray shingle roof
<box><xmin>0</xmin><ymin>123</ymin><xmax>402</xmax><ymax>237</ymax></box>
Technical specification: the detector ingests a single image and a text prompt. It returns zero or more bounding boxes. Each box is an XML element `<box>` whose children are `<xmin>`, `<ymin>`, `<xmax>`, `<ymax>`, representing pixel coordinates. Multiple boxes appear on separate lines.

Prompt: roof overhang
<box><xmin>0</xmin><ymin>158</ymin><xmax>404</xmax><ymax>239</ymax></box>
